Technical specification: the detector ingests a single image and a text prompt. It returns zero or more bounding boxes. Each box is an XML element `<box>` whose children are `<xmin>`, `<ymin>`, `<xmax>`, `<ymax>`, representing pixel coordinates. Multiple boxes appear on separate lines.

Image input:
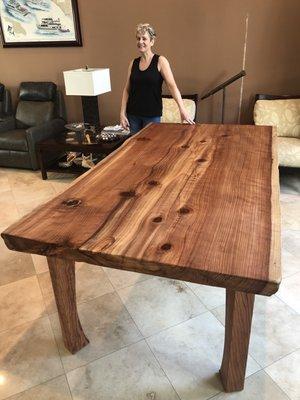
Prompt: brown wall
<box><xmin>1</xmin><ymin>0</ymin><xmax>299</xmax><ymax>124</ymax></box>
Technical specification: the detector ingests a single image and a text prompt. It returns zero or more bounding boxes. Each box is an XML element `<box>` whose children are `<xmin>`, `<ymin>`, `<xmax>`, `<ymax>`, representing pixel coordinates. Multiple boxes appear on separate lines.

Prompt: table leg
<box><xmin>220</xmin><ymin>289</ymin><xmax>255</xmax><ymax>392</ymax></box>
<box><xmin>47</xmin><ymin>256</ymin><xmax>89</xmax><ymax>354</ymax></box>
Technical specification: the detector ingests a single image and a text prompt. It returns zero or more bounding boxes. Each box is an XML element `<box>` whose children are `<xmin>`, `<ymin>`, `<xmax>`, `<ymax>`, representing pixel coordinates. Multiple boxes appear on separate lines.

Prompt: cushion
<box><xmin>254</xmin><ymin>99</ymin><xmax>300</xmax><ymax>138</ymax></box>
<box><xmin>16</xmin><ymin>101</ymin><xmax>54</xmax><ymax>128</ymax></box>
<box><xmin>161</xmin><ymin>98</ymin><xmax>196</xmax><ymax>123</ymax></box>
<box><xmin>19</xmin><ymin>82</ymin><xmax>57</xmax><ymax>102</ymax></box>
<box><xmin>0</xmin><ymin>129</ymin><xmax>28</xmax><ymax>151</ymax></box>
<box><xmin>277</xmin><ymin>137</ymin><xmax>300</xmax><ymax>168</ymax></box>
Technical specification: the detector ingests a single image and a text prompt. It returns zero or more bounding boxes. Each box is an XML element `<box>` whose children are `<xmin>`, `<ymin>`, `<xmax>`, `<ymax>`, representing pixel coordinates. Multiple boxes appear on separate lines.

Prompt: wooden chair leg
<box><xmin>220</xmin><ymin>289</ymin><xmax>255</xmax><ymax>392</ymax></box>
<box><xmin>47</xmin><ymin>256</ymin><xmax>89</xmax><ymax>354</ymax></box>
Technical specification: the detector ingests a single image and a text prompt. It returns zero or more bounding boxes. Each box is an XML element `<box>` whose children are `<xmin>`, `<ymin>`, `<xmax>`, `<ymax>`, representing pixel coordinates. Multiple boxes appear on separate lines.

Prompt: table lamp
<box><xmin>63</xmin><ymin>67</ymin><xmax>111</xmax><ymax>129</ymax></box>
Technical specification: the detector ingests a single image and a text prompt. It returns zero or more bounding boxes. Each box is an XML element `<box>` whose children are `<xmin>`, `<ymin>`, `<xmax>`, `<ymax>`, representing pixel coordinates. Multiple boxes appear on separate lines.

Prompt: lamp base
<box><xmin>81</xmin><ymin>96</ymin><xmax>100</xmax><ymax>129</ymax></box>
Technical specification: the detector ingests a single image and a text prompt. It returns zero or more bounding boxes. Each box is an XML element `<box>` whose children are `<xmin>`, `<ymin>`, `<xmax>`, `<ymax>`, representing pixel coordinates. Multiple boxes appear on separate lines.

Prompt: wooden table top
<box><xmin>2</xmin><ymin>123</ymin><xmax>281</xmax><ymax>295</ymax></box>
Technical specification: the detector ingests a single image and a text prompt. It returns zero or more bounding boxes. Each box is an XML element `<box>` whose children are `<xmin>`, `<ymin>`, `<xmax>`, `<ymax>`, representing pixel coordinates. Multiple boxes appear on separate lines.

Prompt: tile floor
<box><xmin>0</xmin><ymin>167</ymin><xmax>299</xmax><ymax>400</ymax></box>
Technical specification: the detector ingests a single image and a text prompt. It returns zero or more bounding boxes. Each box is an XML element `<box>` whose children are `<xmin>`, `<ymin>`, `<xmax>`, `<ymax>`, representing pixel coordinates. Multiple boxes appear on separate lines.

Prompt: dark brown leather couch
<box><xmin>0</xmin><ymin>82</ymin><xmax>13</xmax><ymax>120</ymax></box>
<box><xmin>0</xmin><ymin>82</ymin><xmax>66</xmax><ymax>170</ymax></box>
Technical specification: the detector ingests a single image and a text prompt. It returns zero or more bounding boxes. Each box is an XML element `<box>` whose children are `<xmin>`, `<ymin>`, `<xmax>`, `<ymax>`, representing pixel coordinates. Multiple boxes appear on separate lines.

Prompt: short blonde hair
<box><xmin>136</xmin><ymin>23</ymin><xmax>156</xmax><ymax>40</ymax></box>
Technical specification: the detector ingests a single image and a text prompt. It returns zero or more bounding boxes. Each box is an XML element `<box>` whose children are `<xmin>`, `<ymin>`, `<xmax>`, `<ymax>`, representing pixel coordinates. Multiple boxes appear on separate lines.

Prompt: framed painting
<box><xmin>0</xmin><ymin>0</ymin><xmax>82</xmax><ymax>47</ymax></box>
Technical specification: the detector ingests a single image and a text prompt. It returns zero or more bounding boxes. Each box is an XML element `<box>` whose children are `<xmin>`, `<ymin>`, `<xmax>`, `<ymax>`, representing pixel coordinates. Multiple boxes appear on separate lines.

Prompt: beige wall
<box><xmin>0</xmin><ymin>0</ymin><xmax>299</xmax><ymax>124</ymax></box>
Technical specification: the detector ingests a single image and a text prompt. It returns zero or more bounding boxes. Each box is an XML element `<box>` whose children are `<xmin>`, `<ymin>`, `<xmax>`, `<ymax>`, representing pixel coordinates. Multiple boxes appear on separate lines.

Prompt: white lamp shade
<box><xmin>63</xmin><ymin>68</ymin><xmax>111</xmax><ymax>96</ymax></box>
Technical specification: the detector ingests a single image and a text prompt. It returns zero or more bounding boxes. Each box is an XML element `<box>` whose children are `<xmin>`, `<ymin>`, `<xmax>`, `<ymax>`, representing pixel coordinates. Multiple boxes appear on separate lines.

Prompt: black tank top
<box><xmin>126</xmin><ymin>54</ymin><xmax>164</xmax><ymax>117</ymax></box>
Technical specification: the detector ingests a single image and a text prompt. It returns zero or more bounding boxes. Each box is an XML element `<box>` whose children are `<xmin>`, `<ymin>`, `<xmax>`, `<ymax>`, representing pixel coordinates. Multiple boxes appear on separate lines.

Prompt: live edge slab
<box><xmin>2</xmin><ymin>123</ymin><xmax>281</xmax><ymax>393</ymax></box>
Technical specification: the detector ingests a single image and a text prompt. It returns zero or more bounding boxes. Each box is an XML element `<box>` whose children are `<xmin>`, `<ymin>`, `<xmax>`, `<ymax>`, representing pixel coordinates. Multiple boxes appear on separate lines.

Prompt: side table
<box><xmin>36</xmin><ymin>134</ymin><xmax>126</xmax><ymax>180</ymax></box>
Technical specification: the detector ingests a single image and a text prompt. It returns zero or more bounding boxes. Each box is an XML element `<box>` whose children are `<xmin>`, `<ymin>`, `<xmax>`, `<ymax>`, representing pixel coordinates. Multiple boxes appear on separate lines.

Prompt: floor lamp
<box><xmin>63</xmin><ymin>67</ymin><xmax>111</xmax><ymax>129</ymax></box>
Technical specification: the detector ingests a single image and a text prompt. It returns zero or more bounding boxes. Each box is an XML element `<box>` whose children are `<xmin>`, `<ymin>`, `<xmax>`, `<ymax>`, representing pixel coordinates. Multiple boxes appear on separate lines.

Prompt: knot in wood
<box><xmin>221</xmin><ymin>134</ymin><xmax>229</xmax><ymax>137</ymax></box>
<box><xmin>148</xmin><ymin>180</ymin><xmax>159</xmax><ymax>186</ymax></box>
<box><xmin>161</xmin><ymin>243</ymin><xmax>172</xmax><ymax>251</ymax></box>
<box><xmin>146</xmin><ymin>392</ymin><xmax>156</xmax><ymax>400</ymax></box>
<box><xmin>197</xmin><ymin>158</ymin><xmax>207</xmax><ymax>163</ymax></box>
<box><xmin>120</xmin><ymin>190</ymin><xmax>136</xmax><ymax>198</ymax></box>
<box><xmin>181</xmin><ymin>144</ymin><xmax>189</xmax><ymax>149</ymax></box>
<box><xmin>179</xmin><ymin>206</ymin><xmax>191</xmax><ymax>214</ymax></box>
<box><xmin>62</xmin><ymin>199</ymin><xmax>81</xmax><ymax>207</ymax></box>
<box><xmin>200</xmin><ymin>140</ymin><xmax>206</xmax><ymax>143</ymax></box>
<box><xmin>152</xmin><ymin>216</ymin><xmax>162</xmax><ymax>223</ymax></box>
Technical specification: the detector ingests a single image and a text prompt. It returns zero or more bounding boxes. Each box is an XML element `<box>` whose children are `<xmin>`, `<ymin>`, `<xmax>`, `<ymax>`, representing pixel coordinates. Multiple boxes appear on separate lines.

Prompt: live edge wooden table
<box><xmin>2</xmin><ymin>123</ymin><xmax>281</xmax><ymax>393</ymax></box>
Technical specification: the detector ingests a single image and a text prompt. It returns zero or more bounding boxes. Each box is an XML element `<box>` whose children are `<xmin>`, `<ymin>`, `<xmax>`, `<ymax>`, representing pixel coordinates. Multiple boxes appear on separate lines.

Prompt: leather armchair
<box><xmin>0</xmin><ymin>82</ymin><xmax>66</xmax><ymax>170</ymax></box>
<box><xmin>0</xmin><ymin>83</ymin><xmax>14</xmax><ymax>131</ymax></box>
<box><xmin>0</xmin><ymin>83</ymin><xmax>12</xmax><ymax>116</ymax></box>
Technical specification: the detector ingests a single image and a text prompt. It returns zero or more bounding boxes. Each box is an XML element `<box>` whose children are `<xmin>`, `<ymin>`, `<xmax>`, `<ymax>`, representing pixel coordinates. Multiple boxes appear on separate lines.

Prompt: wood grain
<box><xmin>2</xmin><ymin>123</ymin><xmax>281</xmax><ymax>295</ymax></box>
<box><xmin>47</xmin><ymin>256</ymin><xmax>89</xmax><ymax>353</ymax></box>
<box><xmin>220</xmin><ymin>289</ymin><xmax>255</xmax><ymax>392</ymax></box>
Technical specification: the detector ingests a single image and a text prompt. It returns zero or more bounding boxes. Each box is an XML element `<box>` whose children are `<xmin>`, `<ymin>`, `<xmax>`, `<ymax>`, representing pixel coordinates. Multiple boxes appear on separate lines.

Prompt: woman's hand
<box><xmin>180</xmin><ymin>107</ymin><xmax>195</xmax><ymax>124</ymax></box>
<box><xmin>120</xmin><ymin>113</ymin><xmax>130</xmax><ymax>130</ymax></box>
<box><xmin>159</xmin><ymin>56</ymin><xmax>195</xmax><ymax>125</ymax></box>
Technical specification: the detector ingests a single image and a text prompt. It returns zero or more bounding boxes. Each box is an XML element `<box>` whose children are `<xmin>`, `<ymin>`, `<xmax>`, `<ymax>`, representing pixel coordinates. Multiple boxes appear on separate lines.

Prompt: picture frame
<box><xmin>0</xmin><ymin>0</ymin><xmax>82</xmax><ymax>47</ymax></box>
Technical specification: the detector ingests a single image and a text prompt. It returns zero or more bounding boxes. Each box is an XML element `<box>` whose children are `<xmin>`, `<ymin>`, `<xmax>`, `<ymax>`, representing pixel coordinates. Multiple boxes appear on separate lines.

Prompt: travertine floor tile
<box><xmin>31</xmin><ymin>253</ymin><xmax>49</xmax><ymax>274</ymax></box>
<box><xmin>0</xmin><ymin>190</ymin><xmax>20</xmax><ymax>227</ymax></box>
<box><xmin>280</xmin><ymin>194</ymin><xmax>300</xmax><ymax>230</ymax></box>
<box><xmin>16</xmin><ymin>193</ymin><xmax>55</xmax><ymax>217</ymax></box>
<box><xmin>186</xmin><ymin>282</ymin><xmax>225</xmax><ymax>310</ymax></box>
<box><xmin>210</xmin><ymin>370</ymin><xmax>289</xmax><ymax>399</ymax></box>
<box><xmin>0</xmin><ymin>317</ymin><xmax>63</xmax><ymax>399</ymax></box>
<box><xmin>49</xmin><ymin>174</ymin><xmax>73</xmax><ymax>193</ymax></box>
<box><xmin>212</xmin><ymin>295</ymin><xmax>300</xmax><ymax>367</ymax></box>
<box><xmin>118</xmin><ymin>277</ymin><xmax>206</xmax><ymax>337</ymax></box>
<box><xmin>276</xmin><ymin>272</ymin><xmax>300</xmax><ymax>313</ymax></box>
<box><xmin>103</xmin><ymin>266</ymin><xmax>153</xmax><ymax>289</ymax></box>
<box><xmin>0</xmin><ymin>237</ymin><xmax>35</xmax><ymax>286</ymax></box>
<box><xmin>8</xmin><ymin>375</ymin><xmax>72</xmax><ymax>400</ymax></box>
<box><xmin>0</xmin><ymin>172</ymin><xmax>11</xmax><ymax>193</ymax></box>
<box><xmin>148</xmin><ymin>313</ymin><xmax>260</xmax><ymax>400</ymax></box>
<box><xmin>38</xmin><ymin>262</ymin><xmax>114</xmax><ymax>314</ymax></box>
<box><xmin>281</xmin><ymin>248</ymin><xmax>300</xmax><ymax>278</ymax></box>
<box><xmin>8</xmin><ymin>170</ymin><xmax>54</xmax><ymax>197</ymax></box>
<box><xmin>50</xmin><ymin>292</ymin><xmax>142</xmax><ymax>372</ymax></box>
<box><xmin>265</xmin><ymin>350</ymin><xmax>300</xmax><ymax>400</ymax></box>
<box><xmin>281</xmin><ymin>229</ymin><xmax>300</xmax><ymax>257</ymax></box>
<box><xmin>67</xmin><ymin>341</ymin><xmax>179</xmax><ymax>400</ymax></box>
<box><xmin>7</xmin><ymin>170</ymin><xmax>56</xmax><ymax>218</ymax></box>
<box><xmin>0</xmin><ymin>276</ymin><xmax>46</xmax><ymax>332</ymax></box>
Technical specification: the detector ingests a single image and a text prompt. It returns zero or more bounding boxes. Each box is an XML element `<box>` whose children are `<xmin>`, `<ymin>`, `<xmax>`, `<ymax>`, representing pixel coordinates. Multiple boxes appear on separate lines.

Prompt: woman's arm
<box><xmin>120</xmin><ymin>60</ymin><xmax>133</xmax><ymax>129</ymax></box>
<box><xmin>159</xmin><ymin>56</ymin><xmax>195</xmax><ymax>124</ymax></box>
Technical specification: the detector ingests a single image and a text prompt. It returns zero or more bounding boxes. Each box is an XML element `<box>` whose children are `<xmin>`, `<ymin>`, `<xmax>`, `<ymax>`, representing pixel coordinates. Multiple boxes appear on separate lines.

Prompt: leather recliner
<box><xmin>0</xmin><ymin>82</ymin><xmax>66</xmax><ymax>170</ymax></box>
<box><xmin>0</xmin><ymin>83</ymin><xmax>14</xmax><ymax>136</ymax></box>
<box><xmin>0</xmin><ymin>83</ymin><xmax>13</xmax><ymax>119</ymax></box>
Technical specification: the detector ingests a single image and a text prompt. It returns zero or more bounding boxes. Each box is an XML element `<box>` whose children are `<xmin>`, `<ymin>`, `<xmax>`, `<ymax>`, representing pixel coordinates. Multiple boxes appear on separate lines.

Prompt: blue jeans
<box><xmin>127</xmin><ymin>114</ymin><xmax>161</xmax><ymax>134</ymax></box>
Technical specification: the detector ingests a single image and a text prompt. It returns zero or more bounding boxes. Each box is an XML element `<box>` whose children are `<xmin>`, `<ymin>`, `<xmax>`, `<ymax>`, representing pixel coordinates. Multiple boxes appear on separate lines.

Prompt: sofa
<box><xmin>0</xmin><ymin>82</ymin><xmax>66</xmax><ymax>170</ymax></box>
<box><xmin>161</xmin><ymin>94</ymin><xmax>198</xmax><ymax>123</ymax></box>
<box><xmin>0</xmin><ymin>83</ymin><xmax>12</xmax><ymax>118</ymax></box>
<box><xmin>254</xmin><ymin>94</ymin><xmax>300</xmax><ymax>168</ymax></box>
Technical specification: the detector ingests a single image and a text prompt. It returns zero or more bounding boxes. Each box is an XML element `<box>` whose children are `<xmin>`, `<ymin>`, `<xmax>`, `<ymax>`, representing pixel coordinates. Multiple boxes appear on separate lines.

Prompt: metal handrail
<box><xmin>200</xmin><ymin>70</ymin><xmax>246</xmax><ymax>123</ymax></box>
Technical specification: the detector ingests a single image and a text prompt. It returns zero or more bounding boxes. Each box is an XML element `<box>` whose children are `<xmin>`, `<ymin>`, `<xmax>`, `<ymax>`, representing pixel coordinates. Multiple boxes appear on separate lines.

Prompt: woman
<box><xmin>120</xmin><ymin>23</ymin><xmax>195</xmax><ymax>134</ymax></box>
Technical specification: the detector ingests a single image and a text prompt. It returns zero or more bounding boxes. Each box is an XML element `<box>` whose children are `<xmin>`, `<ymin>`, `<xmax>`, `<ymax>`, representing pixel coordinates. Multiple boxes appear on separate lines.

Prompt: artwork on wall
<box><xmin>0</xmin><ymin>0</ymin><xmax>82</xmax><ymax>47</ymax></box>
